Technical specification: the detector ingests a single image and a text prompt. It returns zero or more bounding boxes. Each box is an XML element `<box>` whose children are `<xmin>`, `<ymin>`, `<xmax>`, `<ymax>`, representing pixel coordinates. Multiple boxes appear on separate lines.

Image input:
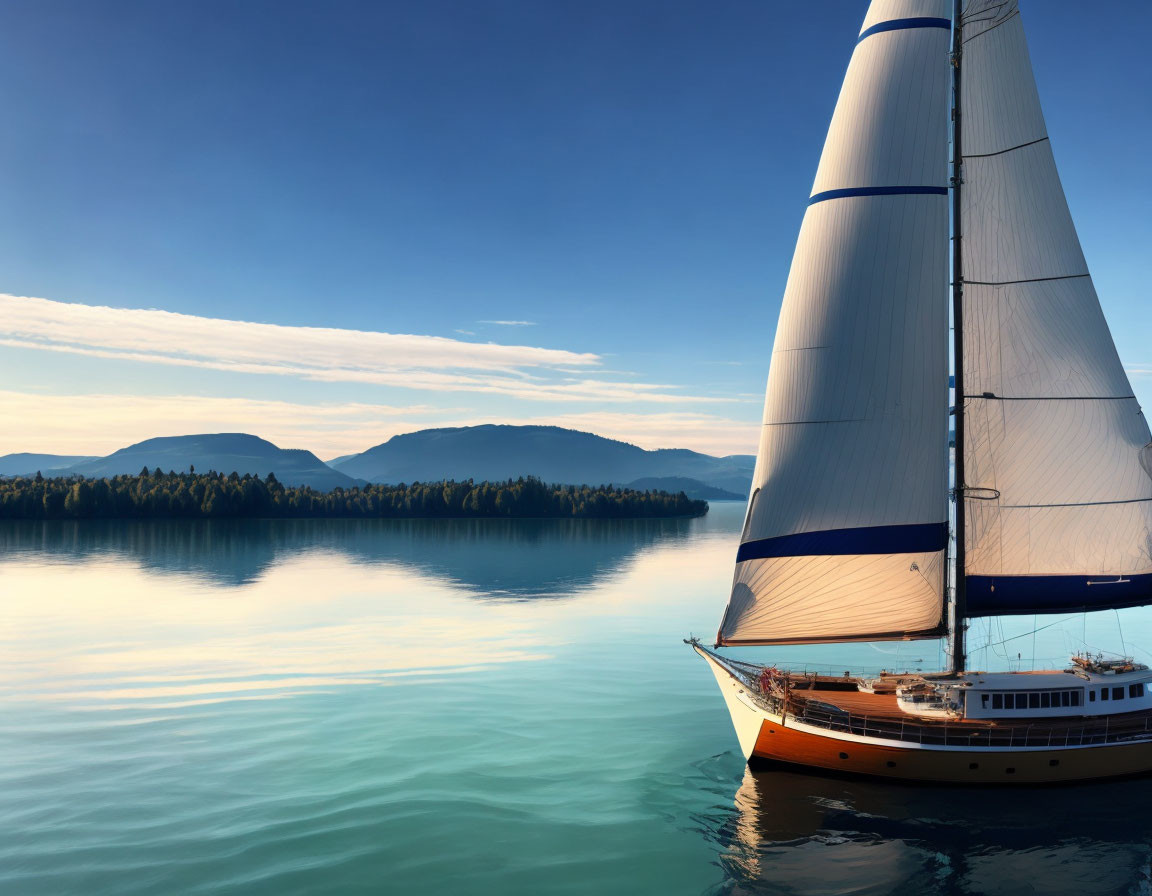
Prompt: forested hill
<box><xmin>0</xmin><ymin>453</ymin><xmax>98</xmax><ymax>477</ymax></box>
<box><xmin>331</xmin><ymin>425</ymin><xmax>754</xmax><ymax>494</ymax></box>
<box><xmin>67</xmin><ymin>433</ymin><xmax>358</xmax><ymax>491</ymax></box>
<box><xmin>0</xmin><ymin>470</ymin><xmax>708</xmax><ymax>520</ymax></box>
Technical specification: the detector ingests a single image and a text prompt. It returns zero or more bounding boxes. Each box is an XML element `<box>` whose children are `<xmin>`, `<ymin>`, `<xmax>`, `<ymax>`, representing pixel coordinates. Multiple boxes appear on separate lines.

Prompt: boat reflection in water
<box><xmin>712</xmin><ymin>766</ymin><xmax>1152</xmax><ymax>895</ymax></box>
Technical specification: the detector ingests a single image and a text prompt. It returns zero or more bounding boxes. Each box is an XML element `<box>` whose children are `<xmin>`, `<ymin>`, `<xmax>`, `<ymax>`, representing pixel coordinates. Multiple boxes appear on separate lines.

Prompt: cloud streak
<box><xmin>0</xmin><ymin>295</ymin><xmax>731</xmax><ymax>404</ymax></box>
<box><xmin>0</xmin><ymin>391</ymin><xmax>759</xmax><ymax>458</ymax></box>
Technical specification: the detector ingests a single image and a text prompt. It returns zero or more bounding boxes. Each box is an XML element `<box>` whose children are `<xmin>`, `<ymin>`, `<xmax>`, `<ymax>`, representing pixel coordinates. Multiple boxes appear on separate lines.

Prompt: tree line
<box><xmin>0</xmin><ymin>469</ymin><xmax>708</xmax><ymax>520</ymax></box>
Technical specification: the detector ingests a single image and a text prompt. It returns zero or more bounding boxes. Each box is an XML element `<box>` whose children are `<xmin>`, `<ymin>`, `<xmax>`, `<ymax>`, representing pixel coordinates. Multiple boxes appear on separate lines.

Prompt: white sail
<box><xmin>960</xmin><ymin>0</ymin><xmax>1152</xmax><ymax>615</ymax></box>
<box><xmin>718</xmin><ymin>0</ymin><xmax>951</xmax><ymax>645</ymax></box>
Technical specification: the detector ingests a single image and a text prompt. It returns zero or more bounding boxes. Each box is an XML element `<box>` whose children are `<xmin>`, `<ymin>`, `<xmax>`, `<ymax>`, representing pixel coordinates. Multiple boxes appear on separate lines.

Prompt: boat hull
<box><xmin>695</xmin><ymin>645</ymin><xmax>1152</xmax><ymax>784</ymax></box>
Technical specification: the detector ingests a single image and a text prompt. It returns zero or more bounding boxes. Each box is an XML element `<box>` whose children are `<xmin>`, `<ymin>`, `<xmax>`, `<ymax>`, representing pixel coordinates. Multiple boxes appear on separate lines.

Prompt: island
<box><xmin>0</xmin><ymin>469</ymin><xmax>708</xmax><ymax>520</ymax></box>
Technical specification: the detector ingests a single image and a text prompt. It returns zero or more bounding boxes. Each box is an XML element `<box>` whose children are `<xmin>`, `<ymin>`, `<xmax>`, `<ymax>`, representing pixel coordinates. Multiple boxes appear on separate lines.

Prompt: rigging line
<box><xmin>962</xmin><ymin>394</ymin><xmax>1136</xmax><ymax>401</ymax></box>
<box><xmin>976</xmin><ymin>616</ymin><xmax>1077</xmax><ymax>652</ymax></box>
<box><xmin>1116</xmin><ymin>609</ymin><xmax>1128</xmax><ymax>659</ymax></box>
<box><xmin>1080</xmin><ymin>639</ymin><xmax>1139</xmax><ymax>661</ymax></box>
<box><xmin>964</xmin><ymin>136</ymin><xmax>1049</xmax><ymax>159</ymax></box>
<box><xmin>961</xmin><ymin>9</ymin><xmax>1020</xmax><ymax>44</ymax></box>
<box><xmin>961</xmin><ymin>0</ymin><xmax>1011</xmax><ymax>22</ymax></box>
<box><xmin>964</xmin><ymin>274</ymin><xmax>1090</xmax><ymax>286</ymax></box>
<box><xmin>996</xmin><ymin>497</ymin><xmax>1152</xmax><ymax>509</ymax></box>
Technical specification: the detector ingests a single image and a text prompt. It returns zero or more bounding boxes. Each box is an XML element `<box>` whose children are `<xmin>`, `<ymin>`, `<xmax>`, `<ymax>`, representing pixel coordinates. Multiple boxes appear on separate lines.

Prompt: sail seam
<box><xmin>857</xmin><ymin>17</ymin><xmax>951</xmax><ymax>43</ymax></box>
<box><xmin>737</xmin><ymin>523</ymin><xmax>947</xmax><ymax>562</ymax></box>
<box><xmin>964</xmin><ymin>136</ymin><xmax>1049</xmax><ymax>159</ymax></box>
<box><xmin>965</xmin><ymin>274</ymin><xmax>1089</xmax><ymax>286</ymax></box>
<box><xmin>718</xmin><ymin>626</ymin><xmax>948</xmax><ymax>647</ymax></box>
<box><xmin>808</xmin><ymin>185</ymin><xmax>947</xmax><ymax>205</ymax></box>
<box><xmin>967</xmin><ymin>572</ymin><xmax>1152</xmax><ymax>617</ymax></box>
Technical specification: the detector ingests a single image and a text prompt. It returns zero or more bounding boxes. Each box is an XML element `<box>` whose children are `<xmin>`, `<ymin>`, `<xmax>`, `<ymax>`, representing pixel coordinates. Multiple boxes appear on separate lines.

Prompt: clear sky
<box><xmin>1</xmin><ymin>0</ymin><xmax>1148</xmax><ymax>459</ymax></box>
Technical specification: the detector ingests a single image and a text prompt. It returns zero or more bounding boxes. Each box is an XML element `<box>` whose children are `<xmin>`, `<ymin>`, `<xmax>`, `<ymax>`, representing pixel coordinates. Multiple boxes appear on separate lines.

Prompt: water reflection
<box><xmin>0</xmin><ymin>516</ymin><xmax>701</xmax><ymax>595</ymax></box>
<box><xmin>713</xmin><ymin>766</ymin><xmax>1152</xmax><ymax>895</ymax></box>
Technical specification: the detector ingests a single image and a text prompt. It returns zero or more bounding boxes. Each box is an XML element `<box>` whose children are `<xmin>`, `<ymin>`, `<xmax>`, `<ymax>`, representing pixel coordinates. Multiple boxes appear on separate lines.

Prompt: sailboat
<box><xmin>692</xmin><ymin>0</ymin><xmax>1152</xmax><ymax>784</ymax></box>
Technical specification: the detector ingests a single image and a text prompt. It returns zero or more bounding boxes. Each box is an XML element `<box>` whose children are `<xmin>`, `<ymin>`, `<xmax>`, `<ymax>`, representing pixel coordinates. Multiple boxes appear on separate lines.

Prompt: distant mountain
<box><xmin>66</xmin><ymin>434</ymin><xmax>361</xmax><ymax>491</ymax></box>
<box><xmin>626</xmin><ymin>476</ymin><xmax>746</xmax><ymax>501</ymax></box>
<box><xmin>331</xmin><ymin>425</ymin><xmax>755</xmax><ymax>494</ymax></box>
<box><xmin>0</xmin><ymin>453</ymin><xmax>98</xmax><ymax>477</ymax></box>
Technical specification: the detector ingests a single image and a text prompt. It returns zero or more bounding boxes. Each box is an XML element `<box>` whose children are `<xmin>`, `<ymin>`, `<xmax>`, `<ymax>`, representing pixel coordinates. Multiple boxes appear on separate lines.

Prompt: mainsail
<box><xmin>959</xmin><ymin>0</ymin><xmax>1152</xmax><ymax>614</ymax></box>
<box><xmin>718</xmin><ymin>0</ymin><xmax>952</xmax><ymax>646</ymax></box>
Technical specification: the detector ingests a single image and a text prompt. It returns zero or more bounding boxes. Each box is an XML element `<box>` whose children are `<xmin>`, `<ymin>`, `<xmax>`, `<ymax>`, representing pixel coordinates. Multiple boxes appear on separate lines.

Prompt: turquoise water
<box><xmin>3</xmin><ymin>504</ymin><xmax>1152</xmax><ymax>895</ymax></box>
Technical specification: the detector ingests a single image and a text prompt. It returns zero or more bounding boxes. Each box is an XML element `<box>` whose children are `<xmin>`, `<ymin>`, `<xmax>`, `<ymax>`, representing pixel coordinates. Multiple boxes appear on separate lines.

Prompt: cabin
<box><xmin>895</xmin><ymin>658</ymin><xmax>1152</xmax><ymax>720</ymax></box>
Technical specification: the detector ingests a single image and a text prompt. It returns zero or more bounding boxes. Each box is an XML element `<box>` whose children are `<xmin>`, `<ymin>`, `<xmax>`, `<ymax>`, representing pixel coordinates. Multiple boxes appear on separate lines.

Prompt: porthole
<box><xmin>885</xmin><ymin>761</ymin><xmax>896</xmax><ymax>768</ymax></box>
<box><xmin>1049</xmin><ymin>759</ymin><xmax>1060</xmax><ymax>767</ymax></box>
<box><xmin>838</xmin><ymin>752</ymin><xmax>849</xmax><ymax>760</ymax></box>
<box><xmin>969</xmin><ymin>762</ymin><xmax>979</xmax><ymax>770</ymax></box>
<box><xmin>1005</xmin><ymin>767</ymin><xmax>1016</xmax><ymax>774</ymax></box>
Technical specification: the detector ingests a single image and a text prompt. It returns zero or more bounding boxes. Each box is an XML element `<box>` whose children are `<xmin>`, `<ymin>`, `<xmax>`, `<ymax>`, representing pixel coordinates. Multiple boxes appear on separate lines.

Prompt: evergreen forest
<box><xmin>0</xmin><ymin>469</ymin><xmax>708</xmax><ymax>520</ymax></box>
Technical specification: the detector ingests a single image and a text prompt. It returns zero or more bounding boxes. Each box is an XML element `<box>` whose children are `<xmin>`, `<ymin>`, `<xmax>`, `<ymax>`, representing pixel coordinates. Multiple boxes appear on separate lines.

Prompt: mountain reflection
<box><xmin>0</xmin><ymin>517</ymin><xmax>698</xmax><ymax>596</ymax></box>
<box><xmin>713</xmin><ymin>766</ymin><xmax>1152</xmax><ymax>895</ymax></box>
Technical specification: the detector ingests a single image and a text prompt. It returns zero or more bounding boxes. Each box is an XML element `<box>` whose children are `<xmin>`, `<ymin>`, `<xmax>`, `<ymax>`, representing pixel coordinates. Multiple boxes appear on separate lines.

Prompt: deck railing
<box><xmin>723</xmin><ymin>663</ymin><xmax>1152</xmax><ymax>750</ymax></box>
<box><xmin>786</xmin><ymin>697</ymin><xmax>1152</xmax><ymax>749</ymax></box>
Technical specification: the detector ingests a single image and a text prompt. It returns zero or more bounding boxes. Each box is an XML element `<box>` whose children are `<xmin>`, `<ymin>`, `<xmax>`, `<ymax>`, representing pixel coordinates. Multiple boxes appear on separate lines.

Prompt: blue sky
<box><xmin>1</xmin><ymin>0</ymin><xmax>1148</xmax><ymax>458</ymax></box>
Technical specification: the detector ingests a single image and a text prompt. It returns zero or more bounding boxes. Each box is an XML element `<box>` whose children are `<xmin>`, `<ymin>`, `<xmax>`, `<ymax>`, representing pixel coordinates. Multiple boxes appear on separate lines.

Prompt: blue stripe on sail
<box><xmin>857</xmin><ymin>17</ymin><xmax>951</xmax><ymax>43</ymax></box>
<box><xmin>736</xmin><ymin>522</ymin><xmax>947</xmax><ymax>563</ymax></box>
<box><xmin>809</xmin><ymin>185</ymin><xmax>948</xmax><ymax>205</ymax></box>
<box><xmin>967</xmin><ymin>574</ymin><xmax>1152</xmax><ymax>616</ymax></box>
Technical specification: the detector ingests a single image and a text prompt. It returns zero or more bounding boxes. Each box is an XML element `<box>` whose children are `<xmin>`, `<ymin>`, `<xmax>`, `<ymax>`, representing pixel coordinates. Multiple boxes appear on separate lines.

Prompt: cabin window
<box><xmin>981</xmin><ymin>694</ymin><xmax>989</xmax><ymax>708</ymax></box>
<box><xmin>1071</xmin><ymin>692</ymin><xmax>1081</xmax><ymax>707</ymax></box>
<box><xmin>1060</xmin><ymin>691</ymin><xmax>1070</xmax><ymax>707</ymax></box>
<box><xmin>1040</xmin><ymin>693</ymin><xmax>1051</xmax><ymax>709</ymax></box>
<box><xmin>1113</xmin><ymin>687</ymin><xmax>1124</xmax><ymax>701</ymax></box>
<box><xmin>1131</xmin><ymin>683</ymin><xmax>1145</xmax><ymax>698</ymax></box>
<box><xmin>1029</xmin><ymin>693</ymin><xmax>1040</xmax><ymax>709</ymax></box>
<box><xmin>1090</xmin><ymin>690</ymin><xmax>1096</xmax><ymax>702</ymax></box>
<box><xmin>1102</xmin><ymin>688</ymin><xmax>1110</xmax><ymax>701</ymax></box>
<box><xmin>992</xmin><ymin>694</ymin><xmax>1003</xmax><ymax>709</ymax></box>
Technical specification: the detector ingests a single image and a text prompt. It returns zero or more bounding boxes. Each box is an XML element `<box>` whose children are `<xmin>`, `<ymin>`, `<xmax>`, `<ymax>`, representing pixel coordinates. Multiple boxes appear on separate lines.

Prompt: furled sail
<box><xmin>960</xmin><ymin>0</ymin><xmax>1152</xmax><ymax>614</ymax></box>
<box><xmin>718</xmin><ymin>0</ymin><xmax>951</xmax><ymax>646</ymax></box>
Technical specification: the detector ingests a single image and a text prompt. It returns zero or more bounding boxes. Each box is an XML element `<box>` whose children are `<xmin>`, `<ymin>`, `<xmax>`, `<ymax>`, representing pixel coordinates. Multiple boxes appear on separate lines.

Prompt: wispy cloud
<box><xmin>478</xmin><ymin>319</ymin><xmax>536</xmax><ymax>326</ymax></box>
<box><xmin>1126</xmin><ymin>364</ymin><xmax>1151</xmax><ymax>378</ymax></box>
<box><xmin>0</xmin><ymin>391</ymin><xmax>435</xmax><ymax>457</ymax></box>
<box><xmin>0</xmin><ymin>295</ymin><xmax>732</xmax><ymax>405</ymax></box>
<box><xmin>0</xmin><ymin>391</ymin><xmax>760</xmax><ymax>458</ymax></box>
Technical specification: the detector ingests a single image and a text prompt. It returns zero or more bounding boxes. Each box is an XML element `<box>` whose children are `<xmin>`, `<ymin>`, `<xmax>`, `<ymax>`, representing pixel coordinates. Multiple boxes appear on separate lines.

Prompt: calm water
<box><xmin>4</xmin><ymin>503</ymin><xmax>1152</xmax><ymax>895</ymax></box>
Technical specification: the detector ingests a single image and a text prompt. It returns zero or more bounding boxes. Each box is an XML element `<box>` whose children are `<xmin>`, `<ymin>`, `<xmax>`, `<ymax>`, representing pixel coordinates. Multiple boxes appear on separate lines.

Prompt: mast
<box><xmin>949</xmin><ymin>0</ymin><xmax>967</xmax><ymax>675</ymax></box>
